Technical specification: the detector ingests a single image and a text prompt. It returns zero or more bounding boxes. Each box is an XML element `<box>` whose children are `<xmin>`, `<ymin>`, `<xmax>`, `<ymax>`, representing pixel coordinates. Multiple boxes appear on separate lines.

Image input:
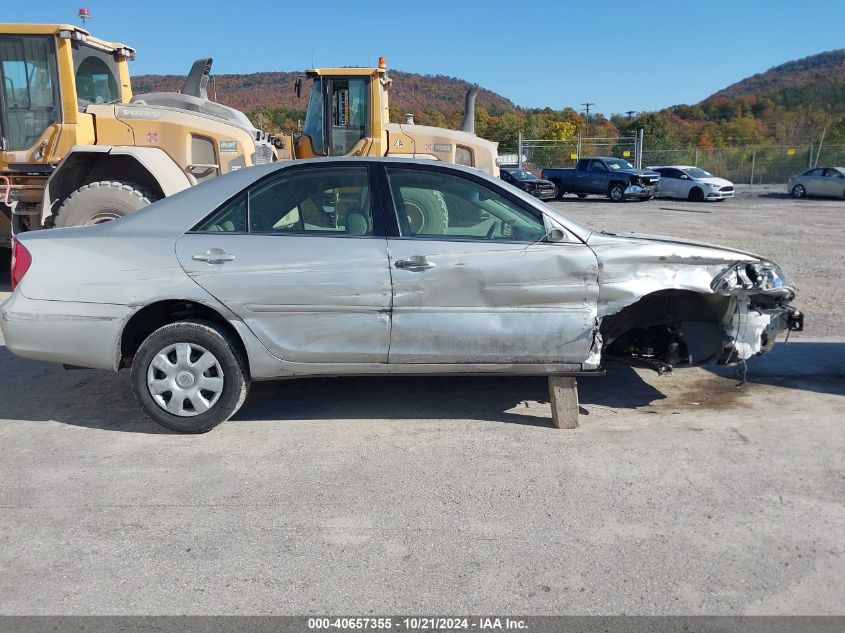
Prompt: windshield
<box><xmin>606</xmin><ymin>159</ymin><xmax>634</xmax><ymax>171</ymax></box>
<box><xmin>302</xmin><ymin>77</ymin><xmax>325</xmax><ymax>155</ymax></box>
<box><xmin>508</xmin><ymin>169</ymin><xmax>536</xmax><ymax>180</ymax></box>
<box><xmin>685</xmin><ymin>167</ymin><xmax>713</xmax><ymax>179</ymax></box>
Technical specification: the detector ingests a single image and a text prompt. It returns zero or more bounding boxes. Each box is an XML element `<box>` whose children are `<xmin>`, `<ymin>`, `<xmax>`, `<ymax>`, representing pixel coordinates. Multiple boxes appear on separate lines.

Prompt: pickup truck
<box><xmin>541</xmin><ymin>157</ymin><xmax>660</xmax><ymax>202</ymax></box>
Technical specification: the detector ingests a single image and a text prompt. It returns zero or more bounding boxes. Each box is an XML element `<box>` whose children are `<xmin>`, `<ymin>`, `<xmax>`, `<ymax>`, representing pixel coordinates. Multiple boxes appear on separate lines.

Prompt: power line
<box><xmin>581</xmin><ymin>102</ymin><xmax>595</xmax><ymax>121</ymax></box>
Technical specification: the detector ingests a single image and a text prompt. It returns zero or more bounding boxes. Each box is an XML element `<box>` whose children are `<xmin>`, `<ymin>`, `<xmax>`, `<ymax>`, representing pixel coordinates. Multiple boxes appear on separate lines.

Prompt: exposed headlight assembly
<box><xmin>712</xmin><ymin>261</ymin><xmax>794</xmax><ymax>297</ymax></box>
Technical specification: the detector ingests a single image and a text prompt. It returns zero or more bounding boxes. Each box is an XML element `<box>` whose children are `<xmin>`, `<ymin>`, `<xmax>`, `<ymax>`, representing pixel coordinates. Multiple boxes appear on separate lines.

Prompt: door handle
<box><xmin>394</xmin><ymin>256</ymin><xmax>436</xmax><ymax>271</ymax></box>
<box><xmin>192</xmin><ymin>248</ymin><xmax>236</xmax><ymax>264</ymax></box>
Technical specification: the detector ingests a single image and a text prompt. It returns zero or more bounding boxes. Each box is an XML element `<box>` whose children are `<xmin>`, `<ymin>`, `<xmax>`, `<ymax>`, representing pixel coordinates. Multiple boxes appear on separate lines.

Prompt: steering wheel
<box><xmin>485</xmin><ymin>219</ymin><xmax>501</xmax><ymax>240</ymax></box>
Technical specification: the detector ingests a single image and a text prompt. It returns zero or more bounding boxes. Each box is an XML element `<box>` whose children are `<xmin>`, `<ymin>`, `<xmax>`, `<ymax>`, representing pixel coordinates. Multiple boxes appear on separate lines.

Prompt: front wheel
<box><xmin>688</xmin><ymin>187</ymin><xmax>705</xmax><ymax>202</ymax></box>
<box><xmin>608</xmin><ymin>184</ymin><xmax>626</xmax><ymax>202</ymax></box>
<box><xmin>131</xmin><ymin>320</ymin><xmax>250</xmax><ymax>433</ymax></box>
<box><xmin>54</xmin><ymin>180</ymin><xmax>160</xmax><ymax>228</ymax></box>
<box><xmin>791</xmin><ymin>184</ymin><xmax>806</xmax><ymax>198</ymax></box>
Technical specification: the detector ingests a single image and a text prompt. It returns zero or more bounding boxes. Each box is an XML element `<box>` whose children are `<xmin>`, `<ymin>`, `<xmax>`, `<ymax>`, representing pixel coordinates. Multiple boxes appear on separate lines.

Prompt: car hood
<box><xmin>587</xmin><ymin>229</ymin><xmax>766</xmax><ymax>263</ymax></box>
<box><xmin>696</xmin><ymin>177</ymin><xmax>733</xmax><ymax>187</ymax></box>
<box><xmin>613</xmin><ymin>169</ymin><xmax>659</xmax><ymax>177</ymax></box>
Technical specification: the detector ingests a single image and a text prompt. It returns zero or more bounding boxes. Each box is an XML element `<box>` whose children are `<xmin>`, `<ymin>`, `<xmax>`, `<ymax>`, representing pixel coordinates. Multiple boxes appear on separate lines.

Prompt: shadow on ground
<box><xmin>705</xmin><ymin>341</ymin><xmax>845</xmax><ymax>398</ymax></box>
<box><xmin>0</xmin><ymin>341</ymin><xmax>840</xmax><ymax>434</ymax></box>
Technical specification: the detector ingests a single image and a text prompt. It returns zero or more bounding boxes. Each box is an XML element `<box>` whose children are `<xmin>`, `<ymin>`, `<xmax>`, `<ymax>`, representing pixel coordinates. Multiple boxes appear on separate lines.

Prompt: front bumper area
<box><xmin>720</xmin><ymin>300</ymin><xmax>803</xmax><ymax>362</ymax></box>
<box><xmin>0</xmin><ymin>292</ymin><xmax>132</xmax><ymax>370</ymax></box>
<box><xmin>624</xmin><ymin>185</ymin><xmax>658</xmax><ymax>199</ymax></box>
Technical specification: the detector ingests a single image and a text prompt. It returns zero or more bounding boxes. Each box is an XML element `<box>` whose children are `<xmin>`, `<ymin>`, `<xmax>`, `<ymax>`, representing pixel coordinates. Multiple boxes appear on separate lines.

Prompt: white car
<box><xmin>650</xmin><ymin>166</ymin><xmax>735</xmax><ymax>201</ymax></box>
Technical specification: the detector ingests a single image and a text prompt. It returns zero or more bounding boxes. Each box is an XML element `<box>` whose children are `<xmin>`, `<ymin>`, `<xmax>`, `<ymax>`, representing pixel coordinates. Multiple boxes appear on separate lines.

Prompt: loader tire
<box><xmin>401</xmin><ymin>188</ymin><xmax>449</xmax><ymax>235</ymax></box>
<box><xmin>54</xmin><ymin>181</ymin><xmax>160</xmax><ymax>228</ymax></box>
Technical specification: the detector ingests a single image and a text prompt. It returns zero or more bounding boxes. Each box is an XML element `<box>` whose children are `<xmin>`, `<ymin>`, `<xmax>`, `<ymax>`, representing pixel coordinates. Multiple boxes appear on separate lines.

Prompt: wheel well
<box><xmin>600</xmin><ymin>289</ymin><xmax>731</xmax><ymax>366</ymax></box>
<box><xmin>46</xmin><ymin>153</ymin><xmax>166</xmax><ymax>220</ymax></box>
<box><xmin>119</xmin><ymin>300</ymin><xmax>247</xmax><ymax>370</ymax></box>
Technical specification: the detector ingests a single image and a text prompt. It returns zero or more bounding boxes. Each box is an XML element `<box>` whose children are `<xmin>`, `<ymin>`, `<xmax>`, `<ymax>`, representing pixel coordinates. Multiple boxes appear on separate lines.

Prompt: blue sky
<box><xmin>6</xmin><ymin>1</ymin><xmax>845</xmax><ymax>115</ymax></box>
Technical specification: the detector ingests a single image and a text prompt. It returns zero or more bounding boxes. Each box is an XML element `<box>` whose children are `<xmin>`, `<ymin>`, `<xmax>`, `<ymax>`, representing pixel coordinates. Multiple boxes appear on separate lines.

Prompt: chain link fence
<box><xmin>500</xmin><ymin>142</ymin><xmax>845</xmax><ymax>184</ymax></box>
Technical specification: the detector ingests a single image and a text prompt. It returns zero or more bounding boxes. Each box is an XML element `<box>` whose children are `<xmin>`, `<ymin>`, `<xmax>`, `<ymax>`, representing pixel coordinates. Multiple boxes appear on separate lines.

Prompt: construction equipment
<box><xmin>285</xmin><ymin>57</ymin><xmax>498</xmax><ymax>174</ymax></box>
<box><xmin>0</xmin><ymin>25</ymin><xmax>498</xmax><ymax>249</ymax></box>
<box><xmin>0</xmin><ymin>23</ymin><xmax>275</xmax><ymax>245</ymax></box>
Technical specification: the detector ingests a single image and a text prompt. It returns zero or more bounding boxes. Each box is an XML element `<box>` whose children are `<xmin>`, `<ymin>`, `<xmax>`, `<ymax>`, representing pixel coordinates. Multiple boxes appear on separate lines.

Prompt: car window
<box><xmin>250</xmin><ymin>166</ymin><xmax>373</xmax><ymax>235</ymax></box>
<box><xmin>385</xmin><ymin>167</ymin><xmax>547</xmax><ymax>242</ymax></box>
<box><xmin>194</xmin><ymin>166</ymin><xmax>374</xmax><ymax>236</ymax></box>
<box><xmin>591</xmin><ymin>161</ymin><xmax>607</xmax><ymax>173</ymax></box>
<box><xmin>806</xmin><ymin>169</ymin><xmax>824</xmax><ymax>177</ymax></box>
<box><xmin>196</xmin><ymin>192</ymin><xmax>248</xmax><ymax>232</ymax></box>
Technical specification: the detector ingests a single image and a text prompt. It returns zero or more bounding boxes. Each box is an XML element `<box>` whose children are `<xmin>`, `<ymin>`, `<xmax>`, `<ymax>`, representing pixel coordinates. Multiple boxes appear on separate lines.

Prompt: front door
<box><xmin>381</xmin><ymin>165</ymin><xmax>599</xmax><ymax>365</ymax></box>
<box><xmin>176</xmin><ymin>164</ymin><xmax>392</xmax><ymax>364</ymax></box>
<box><xmin>0</xmin><ymin>35</ymin><xmax>60</xmax><ymax>157</ymax></box>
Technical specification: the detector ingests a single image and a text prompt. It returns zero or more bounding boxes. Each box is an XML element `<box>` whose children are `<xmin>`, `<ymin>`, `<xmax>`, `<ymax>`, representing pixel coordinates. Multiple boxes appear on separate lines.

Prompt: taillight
<box><xmin>10</xmin><ymin>239</ymin><xmax>32</xmax><ymax>290</ymax></box>
<box><xmin>540</xmin><ymin>170</ymin><xmax>546</xmax><ymax>179</ymax></box>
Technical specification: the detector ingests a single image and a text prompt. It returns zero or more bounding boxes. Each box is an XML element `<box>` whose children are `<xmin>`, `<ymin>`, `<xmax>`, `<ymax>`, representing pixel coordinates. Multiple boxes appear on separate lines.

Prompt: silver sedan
<box><xmin>788</xmin><ymin>166</ymin><xmax>845</xmax><ymax>199</ymax></box>
<box><xmin>0</xmin><ymin>158</ymin><xmax>803</xmax><ymax>432</ymax></box>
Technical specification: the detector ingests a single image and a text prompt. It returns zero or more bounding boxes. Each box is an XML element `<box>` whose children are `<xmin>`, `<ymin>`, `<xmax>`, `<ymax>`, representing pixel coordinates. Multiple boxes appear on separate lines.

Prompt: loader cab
<box><xmin>297</xmin><ymin>65</ymin><xmax>387</xmax><ymax>158</ymax></box>
<box><xmin>0</xmin><ymin>24</ymin><xmax>133</xmax><ymax>162</ymax></box>
<box><xmin>0</xmin><ymin>33</ymin><xmax>61</xmax><ymax>153</ymax></box>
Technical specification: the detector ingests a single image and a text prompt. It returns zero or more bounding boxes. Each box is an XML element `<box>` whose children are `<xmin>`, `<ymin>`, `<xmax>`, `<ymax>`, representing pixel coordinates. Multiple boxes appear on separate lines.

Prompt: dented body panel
<box><xmin>0</xmin><ymin>158</ymin><xmax>801</xmax><ymax>382</ymax></box>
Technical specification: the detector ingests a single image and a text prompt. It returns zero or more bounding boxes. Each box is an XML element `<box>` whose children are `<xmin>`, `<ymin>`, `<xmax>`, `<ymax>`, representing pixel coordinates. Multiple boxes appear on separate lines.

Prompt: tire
<box><xmin>608</xmin><ymin>183</ymin><xmax>626</xmax><ymax>202</ymax></box>
<box><xmin>130</xmin><ymin>320</ymin><xmax>250</xmax><ymax>433</ymax></box>
<box><xmin>576</xmin><ymin>193</ymin><xmax>588</xmax><ymax>199</ymax></box>
<box><xmin>0</xmin><ymin>246</ymin><xmax>10</xmax><ymax>272</ymax></box>
<box><xmin>554</xmin><ymin>184</ymin><xmax>566</xmax><ymax>200</ymax></box>
<box><xmin>689</xmin><ymin>187</ymin><xmax>705</xmax><ymax>202</ymax></box>
<box><xmin>791</xmin><ymin>184</ymin><xmax>806</xmax><ymax>199</ymax></box>
<box><xmin>54</xmin><ymin>180</ymin><xmax>160</xmax><ymax>228</ymax></box>
<box><xmin>400</xmin><ymin>188</ymin><xmax>449</xmax><ymax>235</ymax></box>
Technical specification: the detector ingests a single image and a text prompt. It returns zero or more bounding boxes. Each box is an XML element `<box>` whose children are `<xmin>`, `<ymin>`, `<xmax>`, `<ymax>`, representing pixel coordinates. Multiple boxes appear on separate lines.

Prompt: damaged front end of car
<box><xmin>584</xmin><ymin>233</ymin><xmax>803</xmax><ymax>374</ymax></box>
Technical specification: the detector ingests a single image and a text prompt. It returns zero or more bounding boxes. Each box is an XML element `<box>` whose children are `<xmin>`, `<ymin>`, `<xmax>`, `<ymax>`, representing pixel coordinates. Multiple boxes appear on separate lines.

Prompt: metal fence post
<box><xmin>517</xmin><ymin>132</ymin><xmax>523</xmax><ymax>169</ymax></box>
<box><xmin>694</xmin><ymin>148</ymin><xmax>699</xmax><ymax>166</ymax></box>
<box><xmin>750</xmin><ymin>147</ymin><xmax>756</xmax><ymax>185</ymax></box>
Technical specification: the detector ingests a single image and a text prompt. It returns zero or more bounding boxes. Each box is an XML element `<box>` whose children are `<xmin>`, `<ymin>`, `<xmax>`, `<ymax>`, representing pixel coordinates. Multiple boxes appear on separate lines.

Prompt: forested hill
<box><xmin>708</xmin><ymin>49</ymin><xmax>845</xmax><ymax>101</ymax></box>
<box><xmin>132</xmin><ymin>49</ymin><xmax>845</xmax><ymax>149</ymax></box>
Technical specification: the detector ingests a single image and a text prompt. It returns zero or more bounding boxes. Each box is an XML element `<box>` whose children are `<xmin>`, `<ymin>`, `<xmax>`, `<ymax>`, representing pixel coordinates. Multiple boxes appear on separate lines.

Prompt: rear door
<box><xmin>573</xmin><ymin>159</ymin><xmax>592</xmax><ymax>192</ymax></box>
<box><xmin>381</xmin><ymin>164</ymin><xmax>599</xmax><ymax>365</ymax></box>
<box><xmin>176</xmin><ymin>163</ymin><xmax>393</xmax><ymax>364</ymax></box>
<box><xmin>822</xmin><ymin>169</ymin><xmax>845</xmax><ymax>197</ymax></box>
<box><xmin>803</xmin><ymin>169</ymin><xmax>825</xmax><ymax>196</ymax></box>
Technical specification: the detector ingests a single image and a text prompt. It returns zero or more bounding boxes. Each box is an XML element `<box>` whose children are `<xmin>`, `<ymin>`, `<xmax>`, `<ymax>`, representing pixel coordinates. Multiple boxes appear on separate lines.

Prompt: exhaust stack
<box><xmin>182</xmin><ymin>58</ymin><xmax>213</xmax><ymax>100</ymax></box>
<box><xmin>459</xmin><ymin>85</ymin><xmax>479</xmax><ymax>135</ymax></box>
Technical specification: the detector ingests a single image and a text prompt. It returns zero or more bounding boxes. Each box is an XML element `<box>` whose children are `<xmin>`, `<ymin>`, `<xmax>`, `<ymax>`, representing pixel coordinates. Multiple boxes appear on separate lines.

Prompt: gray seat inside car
<box><xmin>345</xmin><ymin>208</ymin><xmax>371</xmax><ymax>236</ymax></box>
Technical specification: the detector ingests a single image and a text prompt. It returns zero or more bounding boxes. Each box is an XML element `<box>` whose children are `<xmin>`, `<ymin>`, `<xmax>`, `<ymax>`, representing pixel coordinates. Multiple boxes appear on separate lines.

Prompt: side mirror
<box><xmin>546</xmin><ymin>228</ymin><xmax>566</xmax><ymax>243</ymax></box>
<box><xmin>681</xmin><ymin>174</ymin><xmax>690</xmax><ymax>180</ymax></box>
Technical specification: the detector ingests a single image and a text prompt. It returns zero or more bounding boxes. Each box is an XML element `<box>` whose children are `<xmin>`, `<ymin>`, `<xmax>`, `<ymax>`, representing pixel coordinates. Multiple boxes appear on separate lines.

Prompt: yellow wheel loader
<box><xmin>0</xmin><ymin>26</ymin><xmax>498</xmax><ymax>256</ymax></box>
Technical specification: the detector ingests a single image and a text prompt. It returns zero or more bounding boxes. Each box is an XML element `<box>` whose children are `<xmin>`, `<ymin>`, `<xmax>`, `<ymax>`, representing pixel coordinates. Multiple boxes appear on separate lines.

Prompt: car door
<box><xmin>380</xmin><ymin>164</ymin><xmax>599</xmax><ymax>365</ymax></box>
<box><xmin>822</xmin><ymin>169</ymin><xmax>845</xmax><ymax>197</ymax></box>
<box><xmin>656</xmin><ymin>169</ymin><xmax>676</xmax><ymax>197</ymax></box>
<box><xmin>175</xmin><ymin>164</ymin><xmax>393</xmax><ymax>364</ymax></box>
<box><xmin>589</xmin><ymin>160</ymin><xmax>609</xmax><ymax>192</ymax></box>
<box><xmin>803</xmin><ymin>169</ymin><xmax>825</xmax><ymax>196</ymax></box>
<box><xmin>573</xmin><ymin>160</ymin><xmax>592</xmax><ymax>192</ymax></box>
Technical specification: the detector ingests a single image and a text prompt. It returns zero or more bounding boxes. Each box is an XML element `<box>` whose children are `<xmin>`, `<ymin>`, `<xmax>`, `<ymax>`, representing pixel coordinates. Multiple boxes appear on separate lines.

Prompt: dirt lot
<box><xmin>0</xmin><ymin>189</ymin><xmax>843</xmax><ymax>615</ymax></box>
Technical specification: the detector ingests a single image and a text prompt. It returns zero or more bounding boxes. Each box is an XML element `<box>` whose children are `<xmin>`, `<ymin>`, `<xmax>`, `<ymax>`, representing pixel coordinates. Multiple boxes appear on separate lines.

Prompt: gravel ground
<box><xmin>0</xmin><ymin>189</ymin><xmax>843</xmax><ymax>615</ymax></box>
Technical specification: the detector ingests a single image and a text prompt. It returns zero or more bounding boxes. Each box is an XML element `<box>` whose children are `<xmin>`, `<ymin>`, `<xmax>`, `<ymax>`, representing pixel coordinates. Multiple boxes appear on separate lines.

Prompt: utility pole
<box><xmin>581</xmin><ymin>102</ymin><xmax>595</xmax><ymax>137</ymax></box>
<box><xmin>625</xmin><ymin>110</ymin><xmax>636</xmax><ymax>120</ymax></box>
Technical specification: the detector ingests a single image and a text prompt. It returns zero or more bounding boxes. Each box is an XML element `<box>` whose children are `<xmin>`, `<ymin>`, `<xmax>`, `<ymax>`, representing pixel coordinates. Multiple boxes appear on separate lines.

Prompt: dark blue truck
<box><xmin>541</xmin><ymin>157</ymin><xmax>660</xmax><ymax>202</ymax></box>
